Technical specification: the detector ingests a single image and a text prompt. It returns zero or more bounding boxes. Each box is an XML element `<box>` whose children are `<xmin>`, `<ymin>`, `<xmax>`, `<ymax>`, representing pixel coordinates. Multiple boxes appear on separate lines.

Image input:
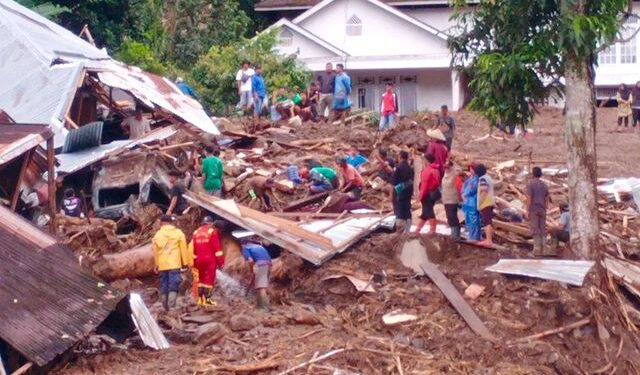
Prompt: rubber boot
<box><xmin>415</xmin><ymin>219</ymin><xmax>426</xmax><ymax>233</ymax></box>
<box><xmin>428</xmin><ymin>219</ymin><xmax>437</xmax><ymax>234</ymax></box>
<box><xmin>451</xmin><ymin>226</ymin><xmax>461</xmax><ymax>240</ymax></box>
<box><xmin>257</xmin><ymin>294</ymin><xmax>270</xmax><ymax>311</ymax></box>
<box><xmin>168</xmin><ymin>292</ymin><xmax>178</xmax><ymax>310</ymax></box>
<box><xmin>197</xmin><ymin>287</ymin><xmax>205</xmax><ymax>305</ymax></box>
<box><xmin>161</xmin><ymin>293</ymin><xmax>169</xmax><ymax>311</ymax></box>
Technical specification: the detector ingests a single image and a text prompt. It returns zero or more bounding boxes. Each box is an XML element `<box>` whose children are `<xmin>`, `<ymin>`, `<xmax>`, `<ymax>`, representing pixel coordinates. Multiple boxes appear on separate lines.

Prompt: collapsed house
<box><xmin>0</xmin><ymin>205</ymin><xmax>167</xmax><ymax>374</ymax></box>
<box><xmin>0</xmin><ymin>0</ymin><xmax>218</xmax><ymax>222</ymax></box>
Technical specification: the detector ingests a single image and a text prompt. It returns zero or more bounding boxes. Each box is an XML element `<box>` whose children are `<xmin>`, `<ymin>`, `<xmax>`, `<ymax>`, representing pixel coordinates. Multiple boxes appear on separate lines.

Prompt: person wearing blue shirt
<box><xmin>332</xmin><ymin>63</ymin><xmax>352</xmax><ymax>121</ymax></box>
<box><xmin>176</xmin><ymin>77</ymin><xmax>198</xmax><ymax>99</ymax></box>
<box><xmin>251</xmin><ymin>65</ymin><xmax>267</xmax><ymax>126</ymax></box>
<box><xmin>346</xmin><ymin>146</ymin><xmax>368</xmax><ymax>170</ymax></box>
<box><xmin>242</xmin><ymin>240</ymin><xmax>272</xmax><ymax>310</ymax></box>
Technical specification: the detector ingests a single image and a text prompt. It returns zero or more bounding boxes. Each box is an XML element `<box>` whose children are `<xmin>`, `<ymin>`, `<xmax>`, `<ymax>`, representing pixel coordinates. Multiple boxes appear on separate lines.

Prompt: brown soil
<box><xmin>53</xmin><ymin>107</ymin><xmax>640</xmax><ymax>375</ymax></box>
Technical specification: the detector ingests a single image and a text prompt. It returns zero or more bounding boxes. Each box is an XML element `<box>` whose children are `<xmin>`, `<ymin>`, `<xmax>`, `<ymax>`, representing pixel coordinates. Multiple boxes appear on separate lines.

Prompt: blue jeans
<box><xmin>379</xmin><ymin>113</ymin><xmax>395</xmax><ymax>130</ymax></box>
<box><xmin>254</xmin><ymin>97</ymin><xmax>264</xmax><ymax>115</ymax></box>
<box><xmin>159</xmin><ymin>269</ymin><xmax>181</xmax><ymax>294</ymax></box>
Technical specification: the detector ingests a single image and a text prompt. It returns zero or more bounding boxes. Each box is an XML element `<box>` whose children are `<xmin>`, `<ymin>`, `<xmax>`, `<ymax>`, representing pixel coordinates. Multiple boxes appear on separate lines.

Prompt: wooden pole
<box><xmin>10</xmin><ymin>150</ymin><xmax>32</xmax><ymax>211</ymax></box>
<box><xmin>47</xmin><ymin>137</ymin><xmax>56</xmax><ymax>234</ymax></box>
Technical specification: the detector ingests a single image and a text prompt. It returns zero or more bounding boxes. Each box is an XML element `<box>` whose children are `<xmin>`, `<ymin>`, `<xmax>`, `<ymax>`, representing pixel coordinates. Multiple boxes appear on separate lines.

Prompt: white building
<box><xmin>259</xmin><ymin>0</ymin><xmax>469</xmax><ymax>114</ymax></box>
<box><xmin>258</xmin><ymin>0</ymin><xmax>640</xmax><ymax>111</ymax></box>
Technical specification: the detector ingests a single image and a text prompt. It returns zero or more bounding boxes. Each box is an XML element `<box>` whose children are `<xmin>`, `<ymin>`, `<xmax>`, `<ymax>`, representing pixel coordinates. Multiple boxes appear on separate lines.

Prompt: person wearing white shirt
<box><xmin>236</xmin><ymin>59</ymin><xmax>255</xmax><ymax>114</ymax></box>
<box><xmin>121</xmin><ymin>108</ymin><xmax>151</xmax><ymax>139</ymax></box>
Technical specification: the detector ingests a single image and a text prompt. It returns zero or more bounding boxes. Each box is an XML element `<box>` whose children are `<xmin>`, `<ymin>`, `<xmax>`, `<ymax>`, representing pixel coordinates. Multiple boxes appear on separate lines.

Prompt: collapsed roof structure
<box><xmin>0</xmin><ymin>205</ymin><xmax>167</xmax><ymax>372</ymax></box>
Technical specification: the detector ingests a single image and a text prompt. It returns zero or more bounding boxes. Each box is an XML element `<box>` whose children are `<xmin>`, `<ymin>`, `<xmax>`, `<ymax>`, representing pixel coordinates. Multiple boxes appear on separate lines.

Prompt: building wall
<box><xmin>345</xmin><ymin>67</ymin><xmax>452</xmax><ymax>114</ymax></box>
<box><xmin>275</xmin><ymin>27</ymin><xmax>338</xmax><ymax>60</ymax></box>
<box><xmin>297</xmin><ymin>0</ymin><xmax>449</xmax><ymax>57</ymax></box>
<box><xmin>402</xmin><ymin>6</ymin><xmax>458</xmax><ymax>33</ymax></box>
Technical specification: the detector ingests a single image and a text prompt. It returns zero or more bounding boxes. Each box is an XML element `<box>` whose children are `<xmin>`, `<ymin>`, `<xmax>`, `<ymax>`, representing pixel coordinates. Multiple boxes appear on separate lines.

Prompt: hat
<box><xmin>202</xmin><ymin>216</ymin><xmax>214</xmax><ymax>224</ymax></box>
<box><xmin>427</xmin><ymin>128</ymin><xmax>446</xmax><ymax>142</ymax></box>
<box><xmin>160</xmin><ymin>214</ymin><xmax>175</xmax><ymax>223</ymax></box>
<box><xmin>337</xmin><ymin>156</ymin><xmax>348</xmax><ymax>164</ymax></box>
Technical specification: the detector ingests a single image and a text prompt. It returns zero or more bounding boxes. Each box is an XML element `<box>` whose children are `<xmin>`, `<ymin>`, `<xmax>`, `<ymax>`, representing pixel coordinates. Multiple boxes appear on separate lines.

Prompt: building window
<box><xmin>620</xmin><ymin>39</ymin><xmax>637</xmax><ymax>63</ymax></box>
<box><xmin>599</xmin><ymin>45</ymin><xmax>616</xmax><ymax>64</ymax></box>
<box><xmin>378</xmin><ymin>76</ymin><xmax>396</xmax><ymax>85</ymax></box>
<box><xmin>346</xmin><ymin>14</ymin><xmax>362</xmax><ymax>36</ymax></box>
<box><xmin>278</xmin><ymin>28</ymin><xmax>293</xmax><ymax>47</ymax></box>
<box><xmin>358</xmin><ymin>88</ymin><xmax>367</xmax><ymax>108</ymax></box>
<box><xmin>357</xmin><ymin>76</ymin><xmax>375</xmax><ymax>85</ymax></box>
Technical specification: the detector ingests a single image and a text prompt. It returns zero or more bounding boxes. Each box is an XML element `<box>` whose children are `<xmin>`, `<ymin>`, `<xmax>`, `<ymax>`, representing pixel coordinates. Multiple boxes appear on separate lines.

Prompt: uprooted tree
<box><xmin>450</xmin><ymin>0</ymin><xmax>630</xmax><ymax>260</ymax></box>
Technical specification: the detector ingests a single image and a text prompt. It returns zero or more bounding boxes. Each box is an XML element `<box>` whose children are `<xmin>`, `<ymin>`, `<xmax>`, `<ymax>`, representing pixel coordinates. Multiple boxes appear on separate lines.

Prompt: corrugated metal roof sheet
<box><xmin>0</xmin><ymin>0</ymin><xmax>109</xmax><ymax>64</ymax></box>
<box><xmin>0</xmin><ymin>123</ymin><xmax>53</xmax><ymax>165</ymax></box>
<box><xmin>485</xmin><ymin>259</ymin><xmax>595</xmax><ymax>287</ymax></box>
<box><xmin>0</xmin><ymin>205</ymin><xmax>121</xmax><ymax>366</ymax></box>
<box><xmin>185</xmin><ymin>192</ymin><xmax>385</xmax><ymax>265</ymax></box>
<box><xmin>62</xmin><ymin>121</ymin><xmax>103</xmax><ymax>153</ymax></box>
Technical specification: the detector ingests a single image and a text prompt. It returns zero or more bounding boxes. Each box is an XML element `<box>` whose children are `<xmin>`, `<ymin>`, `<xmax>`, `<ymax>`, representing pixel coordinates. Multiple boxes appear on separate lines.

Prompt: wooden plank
<box><xmin>283</xmin><ymin>192</ymin><xmax>330</xmax><ymax>212</ymax></box>
<box><xmin>239</xmin><ymin>205</ymin><xmax>335</xmax><ymax>249</ymax></box>
<box><xmin>420</xmin><ymin>261</ymin><xmax>495</xmax><ymax>341</ymax></box>
<box><xmin>46</xmin><ymin>137</ymin><xmax>56</xmax><ymax>234</ymax></box>
<box><xmin>10</xmin><ymin>150</ymin><xmax>32</xmax><ymax>211</ymax></box>
<box><xmin>493</xmin><ymin>220</ymin><xmax>532</xmax><ymax>238</ymax></box>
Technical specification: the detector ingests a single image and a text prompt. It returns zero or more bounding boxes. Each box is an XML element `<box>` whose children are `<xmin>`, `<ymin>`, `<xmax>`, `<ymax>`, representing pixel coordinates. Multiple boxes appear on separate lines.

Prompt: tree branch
<box><xmin>596</xmin><ymin>12</ymin><xmax>640</xmax><ymax>53</ymax></box>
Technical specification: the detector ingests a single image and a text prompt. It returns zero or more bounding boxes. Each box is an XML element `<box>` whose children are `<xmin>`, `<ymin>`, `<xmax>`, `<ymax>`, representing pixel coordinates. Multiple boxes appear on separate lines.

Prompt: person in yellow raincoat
<box><xmin>152</xmin><ymin>215</ymin><xmax>191</xmax><ymax>311</ymax></box>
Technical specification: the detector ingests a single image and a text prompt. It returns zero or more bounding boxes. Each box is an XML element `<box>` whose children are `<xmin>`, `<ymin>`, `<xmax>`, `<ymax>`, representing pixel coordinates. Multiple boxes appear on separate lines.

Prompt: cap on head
<box><xmin>337</xmin><ymin>156</ymin><xmax>348</xmax><ymax>164</ymax></box>
<box><xmin>176</xmin><ymin>77</ymin><xmax>184</xmax><ymax>83</ymax></box>
<box><xmin>202</xmin><ymin>216</ymin><xmax>214</xmax><ymax>224</ymax></box>
<box><xmin>160</xmin><ymin>214</ymin><xmax>175</xmax><ymax>223</ymax></box>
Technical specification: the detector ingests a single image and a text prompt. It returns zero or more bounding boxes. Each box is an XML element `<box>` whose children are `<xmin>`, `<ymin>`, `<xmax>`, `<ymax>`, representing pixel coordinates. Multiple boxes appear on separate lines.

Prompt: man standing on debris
<box><xmin>190</xmin><ymin>216</ymin><xmax>225</xmax><ymax>306</ymax></box>
<box><xmin>441</xmin><ymin>161</ymin><xmax>464</xmax><ymax>239</ymax></box>
<box><xmin>153</xmin><ymin>215</ymin><xmax>190</xmax><ymax>311</ymax></box>
<box><xmin>415</xmin><ymin>153</ymin><xmax>441</xmax><ymax>234</ymax></box>
<box><xmin>332</xmin><ymin>63</ymin><xmax>352</xmax><ymax>121</ymax></box>
<box><xmin>317</xmin><ymin>62</ymin><xmax>335</xmax><ymax>120</ymax></box>
<box><xmin>167</xmin><ymin>171</ymin><xmax>189</xmax><ymax>215</ymax></box>
<box><xmin>241</xmin><ymin>239</ymin><xmax>272</xmax><ymax>310</ymax></box>
<box><xmin>475</xmin><ymin>164</ymin><xmax>495</xmax><ymax>247</ymax></box>
<box><xmin>392</xmin><ymin>150</ymin><xmax>414</xmax><ymax>233</ymax></box>
<box><xmin>527</xmin><ymin>167</ymin><xmax>550</xmax><ymax>255</ymax></box>
<box><xmin>202</xmin><ymin>146</ymin><xmax>224</xmax><ymax>197</ymax></box>
<box><xmin>251</xmin><ymin>65</ymin><xmax>267</xmax><ymax>124</ymax></box>
<box><xmin>247</xmin><ymin>176</ymin><xmax>275</xmax><ymax>211</ymax></box>
<box><xmin>236</xmin><ymin>60</ymin><xmax>255</xmax><ymax>115</ymax></box>
<box><xmin>121</xmin><ymin>107</ymin><xmax>151</xmax><ymax>139</ymax></box>
<box><xmin>379</xmin><ymin>82</ymin><xmax>399</xmax><ymax>131</ymax></box>
<box><xmin>338</xmin><ymin>156</ymin><xmax>365</xmax><ymax>201</ymax></box>
<box><xmin>426</xmin><ymin>128</ymin><xmax>448</xmax><ymax>176</ymax></box>
<box><xmin>437</xmin><ymin>105</ymin><xmax>456</xmax><ymax>151</ymax></box>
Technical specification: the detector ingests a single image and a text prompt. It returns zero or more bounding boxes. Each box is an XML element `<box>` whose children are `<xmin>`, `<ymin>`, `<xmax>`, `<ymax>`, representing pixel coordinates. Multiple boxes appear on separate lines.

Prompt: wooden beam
<box><xmin>47</xmin><ymin>137</ymin><xmax>56</xmax><ymax>234</ymax></box>
<box><xmin>10</xmin><ymin>150</ymin><xmax>32</xmax><ymax>211</ymax></box>
<box><xmin>283</xmin><ymin>192</ymin><xmax>330</xmax><ymax>212</ymax></box>
<box><xmin>420</xmin><ymin>261</ymin><xmax>495</xmax><ymax>341</ymax></box>
<box><xmin>493</xmin><ymin>220</ymin><xmax>532</xmax><ymax>238</ymax></box>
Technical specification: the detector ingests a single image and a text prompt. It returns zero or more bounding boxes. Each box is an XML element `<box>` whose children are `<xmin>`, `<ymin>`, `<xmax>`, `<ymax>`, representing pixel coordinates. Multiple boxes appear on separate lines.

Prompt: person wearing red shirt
<box><xmin>189</xmin><ymin>216</ymin><xmax>225</xmax><ymax>306</ymax></box>
<box><xmin>338</xmin><ymin>156</ymin><xmax>365</xmax><ymax>201</ymax></box>
<box><xmin>426</xmin><ymin>128</ymin><xmax>449</xmax><ymax>176</ymax></box>
<box><xmin>379</xmin><ymin>82</ymin><xmax>399</xmax><ymax>131</ymax></box>
<box><xmin>415</xmin><ymin>153</ymin><xmax>442</xmax><ymax>234</ymax></box>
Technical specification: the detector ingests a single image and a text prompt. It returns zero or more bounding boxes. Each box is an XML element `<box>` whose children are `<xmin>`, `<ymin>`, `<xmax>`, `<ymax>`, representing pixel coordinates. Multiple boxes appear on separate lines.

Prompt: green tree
<box><xmin>16</xmin><ymin>0</ymin><xmax>69</xmax><ymax>20</ymax></box>
<box><xmin>115</xmin><ymin>38</ymin><xmax>167</xmax><ymax>75</ymax></box>
<box><xmin>190</xmin><ymin>29</ymin><xmax>311</xmax><ymax>115</ymax></box>
<box><xmin>451</xmin><ymin>0</ymin><xmax>629</xmax><ymax>259</ymax></box>
<box><xmin>167</xmin><ymin>0</ymin><xmax>251</xmax><ymax>68</ymax></box>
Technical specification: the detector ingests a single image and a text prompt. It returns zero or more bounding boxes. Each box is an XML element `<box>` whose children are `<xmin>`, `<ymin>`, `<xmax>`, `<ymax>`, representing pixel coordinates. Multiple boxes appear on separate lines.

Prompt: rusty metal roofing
<box><xmin>0</xmin><ymin>123</ymin><xmax>53</xmax><ymax>165</ymax></box>
<box><xmin>0</xmin><ymin>205</ymin><xmax>121</xmax><ymax>366</ymax></box>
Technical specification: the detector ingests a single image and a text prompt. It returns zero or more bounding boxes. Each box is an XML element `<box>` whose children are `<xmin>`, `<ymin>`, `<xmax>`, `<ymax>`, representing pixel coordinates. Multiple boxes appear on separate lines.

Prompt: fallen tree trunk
<box><xmin>93</xmin><ymin>243</ymin><xmax>155</xmax><ymax>281</ymax></box>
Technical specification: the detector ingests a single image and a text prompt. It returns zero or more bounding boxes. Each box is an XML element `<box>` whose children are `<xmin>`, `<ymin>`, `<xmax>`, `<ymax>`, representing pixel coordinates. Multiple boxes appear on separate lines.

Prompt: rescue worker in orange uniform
<box><xmin>189</xmin><ymin>216</ymin><xmax>225</xmax><ymax>305</ymax></box>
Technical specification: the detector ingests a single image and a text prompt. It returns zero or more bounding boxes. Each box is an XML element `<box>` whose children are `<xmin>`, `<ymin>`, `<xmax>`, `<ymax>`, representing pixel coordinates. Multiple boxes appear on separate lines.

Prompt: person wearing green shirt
<box><xmin>202</xmin><ymin>146</ymin><xmax>224</xmax><ymax>197</ymax></box>
<box><xmin>301</xmin><ymin>165</ymin><xmax>339</xmax><ymax>189</ymax></box>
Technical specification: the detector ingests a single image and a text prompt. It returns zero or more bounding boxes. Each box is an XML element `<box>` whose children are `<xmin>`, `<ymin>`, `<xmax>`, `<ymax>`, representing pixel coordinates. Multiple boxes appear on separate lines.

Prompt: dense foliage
<box><xmin>191</xmin><ymin>30</ymin><xmax>311</xmax><ymax>115</ymax></box>
<box><xmin>449</xmin><ymin>0</ymin><xmax>628</xmax><ymax>128</ymax></box>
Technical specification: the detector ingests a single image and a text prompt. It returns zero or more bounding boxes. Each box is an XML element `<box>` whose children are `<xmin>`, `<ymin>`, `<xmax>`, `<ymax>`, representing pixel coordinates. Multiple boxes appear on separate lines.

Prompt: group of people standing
<box><xmin>235</xmin><ymin>60</ymin><xmax>353</xmax><ymax>125</ymax></box>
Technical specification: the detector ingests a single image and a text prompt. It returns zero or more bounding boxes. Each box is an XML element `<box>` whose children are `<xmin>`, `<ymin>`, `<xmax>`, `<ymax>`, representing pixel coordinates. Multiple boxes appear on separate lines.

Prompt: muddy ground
<box><xmin>53</xmin><ymin>107</ymin><xmax>640</xmax><ymax>374</ymax></box>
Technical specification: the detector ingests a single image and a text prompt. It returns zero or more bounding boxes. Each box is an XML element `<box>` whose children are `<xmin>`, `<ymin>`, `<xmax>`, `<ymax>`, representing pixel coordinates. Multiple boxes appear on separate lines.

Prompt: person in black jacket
<box><xmin>392</xmin><ymin>150</ymin><xmax>414</xmax><ymax>233</ymax></box>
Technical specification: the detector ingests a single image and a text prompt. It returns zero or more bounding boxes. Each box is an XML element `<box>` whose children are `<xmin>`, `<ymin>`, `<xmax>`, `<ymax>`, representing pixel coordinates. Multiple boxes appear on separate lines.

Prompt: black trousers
<box><xmin>444</xmin><ymin>204</ymin><xmax>460</xmax><ymax>227</ymax></box>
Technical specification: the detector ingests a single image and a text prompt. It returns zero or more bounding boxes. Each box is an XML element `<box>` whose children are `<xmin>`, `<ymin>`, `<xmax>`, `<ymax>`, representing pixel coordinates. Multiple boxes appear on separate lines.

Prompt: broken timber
<box><xmin>184</xmin><ymin>192</ymin><xmax>384</xmax><ymax>265</ymax></box>
<box><xmin>283</xmin><ymin>192</ymin><xmax>330</xmax><ymax>212</ymax></box>
<box><xmin>420</xmin><ymin>261</ymin><xmax>495</xmax><ymax>341</ymax></box>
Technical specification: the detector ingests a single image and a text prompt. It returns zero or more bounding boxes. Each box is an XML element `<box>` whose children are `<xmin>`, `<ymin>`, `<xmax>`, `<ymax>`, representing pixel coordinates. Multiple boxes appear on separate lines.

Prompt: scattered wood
<box><xmin>508</xmin><ymin>318</ymin><xmax>591</xmax><ymax>345</ymax></box>
<box><xmin>93</xmin><ymin>243</ymin><xmax>155</xmax><ymax>281</ymax></box>
<box><xmin>212</xmin><ymin>354</ymin><xmax>281</xmax><ymax>372</ymax></box>
<box><xmin>283</xmin><ymin>192</ymin><xmax>330</xmax><ymax>212</ymax></box>
<box><xmin>420</xmin><ymin>261</ymin><xmax>495</xmax><ymax>341</ymax></box>
<box><xmin>277</xmin><ymin>348</ymin><xmax>346</xmax><ymax>375</ymax></box>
